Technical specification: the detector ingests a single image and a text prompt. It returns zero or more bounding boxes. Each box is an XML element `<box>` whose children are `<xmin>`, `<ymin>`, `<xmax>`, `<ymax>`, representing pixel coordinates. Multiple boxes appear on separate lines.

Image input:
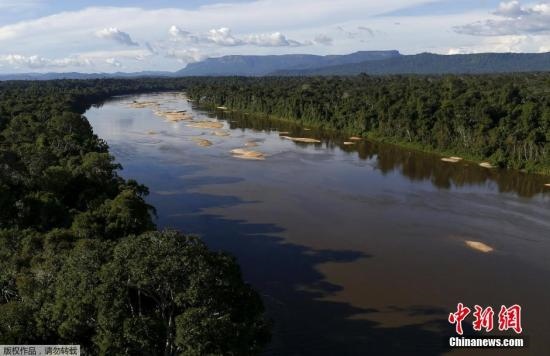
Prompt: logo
<box><xmin>448</xmin><ymin>303</ymin><xmax>523</xmax><ymax>335</ymax></box>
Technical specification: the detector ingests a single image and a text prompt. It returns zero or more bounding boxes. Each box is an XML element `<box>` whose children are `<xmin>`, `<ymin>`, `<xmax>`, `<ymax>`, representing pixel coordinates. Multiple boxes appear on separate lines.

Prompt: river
<box><xmin>86</xmin><ymin>92</ymin><xmax>550</xmax><ymax>356</ymax></box>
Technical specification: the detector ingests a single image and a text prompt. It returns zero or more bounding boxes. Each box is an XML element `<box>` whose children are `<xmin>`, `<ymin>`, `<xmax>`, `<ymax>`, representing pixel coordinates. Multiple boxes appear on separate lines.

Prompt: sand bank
<box><xmin>465</xmin><ymin>241</ymin><xmax>494</xmax><ymax>253</ymax></box>
<box><xmin>213</xmin><ymin>130</ymin><xmax>230</xmax><ymax>137</ymax></box>
<box><xmin>479</xmin><ymin>162</ymin><xmax>495</xmax><ymax>169</ymax></box>
<box><xmin>128</xmin><ymin>101</ymin><xmax>160</xmax><ymax>109</ymax></box>
<box><xmin>280</xmin><ymin>136</ymin><xmax>321</xmax><ymax>143</ymax></box>
<box><xmin>192</xmin><ymin>138</ymin><xmax>213</xmax><ymax>147</ymax></box>
<box><xmin>154</xmin><ymin>110</ymin><xmax>193</xmax><ymax>122</ymax></box>
<box><xmin>187</xmin><ymin>121</ymin><xmax>224</xmax><ymax>129</ymax></box>
<box><xmin>231</xmin><ymin>148</ymin><xmax>265</xmax><ymax>160</ymax></box>
<box><xmin>441</xmin><ymin>157</ymin><xmax>463</xmax><ymax>163</ymax></box>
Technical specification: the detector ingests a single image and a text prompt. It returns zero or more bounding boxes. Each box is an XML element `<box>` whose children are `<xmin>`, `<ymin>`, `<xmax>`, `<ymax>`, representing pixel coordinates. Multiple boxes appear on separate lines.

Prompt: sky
<box><xmin>1</xmin><ymin>0</ymin><xmax>550</xmax><ymax>73</ymax></box>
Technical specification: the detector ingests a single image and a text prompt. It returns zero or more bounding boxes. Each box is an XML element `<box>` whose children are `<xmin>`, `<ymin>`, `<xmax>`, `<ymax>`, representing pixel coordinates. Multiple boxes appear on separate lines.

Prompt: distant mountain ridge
<box><xmin>175</xmin><ymin>50</ymin><xmax>401</xmax><ymax>76</ymax></box>
<box><xmin>0</xmin><ymin>71</ymin><xmax>173</xmax><ymax>81</ymax></box>
<box><xmin>4</xmin><ymin>51</ymin><xmax>550</xmax><ymax>80</ymax></box>
<box><xmin>273</xmin><ymin>52</ymin><xmax>550</xmax><ymax>76</ymax></box>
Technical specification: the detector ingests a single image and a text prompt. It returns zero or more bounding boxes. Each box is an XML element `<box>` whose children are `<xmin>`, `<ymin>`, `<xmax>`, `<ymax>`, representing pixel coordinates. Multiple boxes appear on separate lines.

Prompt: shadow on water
<box><xmin>128</xmin><ymin>161</ymin><xmax>452</xmax><ymax>356</ymax></box>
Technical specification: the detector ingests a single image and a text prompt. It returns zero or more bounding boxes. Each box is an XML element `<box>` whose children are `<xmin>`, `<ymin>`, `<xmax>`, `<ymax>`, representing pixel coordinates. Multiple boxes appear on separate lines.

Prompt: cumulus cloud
<box><xmin>493</xmin><ymin>1</ymin><xmax>528</xmax><ymax>18</ymax></box>
<box><xmin>207</xmin><ymin>27</ymin><xmax>243</xmax><ymax>46</ymax></box>
<box><xmin>455</xmin><ymin>1</ymin><xmax>550</xmax><ymax>36</ymax></box>
<box><xmin>0</xmin><ymin>0</ymin><xmax>501</xmax><ymax>72</ymax></box>
<box><xmin>165</xmin><ymin>48</ymin><xmax>205</xmax><ymax>64</ymax></box>
<box><xmin>168</xmin><ymin>25</ymin><xmax>199</xmax><ymax>43</ymax></box>
<box><xmin>0</xmin><ymin>54</ymin><xmax>92</xmax><ymax>69</ymax></box>
<box><xmin>105</xmin><ymin>58</ymin><xmax>122</xmax><ymax>67</ymax></box>
<box><xmin>244</xmin><ymin>32</ymin><xmax>308</xmax><ymax>47</ymax></box>
<box><xmin>444</xmin><ymin>34</ymin><xmax>537</xmax><ymax>54</ymax></box>
<box><xmin>96</xmin><ymin>27</ymin><xmax>139</xmax><ymax>46</ymax></box>
<box><xmin>169</xmin><ymin>25</ymin><xmax>309</xmax><ymax>47</ymax></box>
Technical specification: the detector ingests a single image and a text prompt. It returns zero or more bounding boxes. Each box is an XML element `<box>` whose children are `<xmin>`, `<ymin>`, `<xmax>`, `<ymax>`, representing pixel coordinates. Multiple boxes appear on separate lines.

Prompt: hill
<box><xmin>175</xmin><ymin>50</ymin><xmax>401</xmax><ymax>76</ymax></box>
<box><xmin>0</xmin><ymin>71</ymin><xmax>173</xmax><ymax>81</ymax></box>
<box><xmin>273</xmin><ymin>52</ymin><xmax>550</xmax><ymax>76</ymax></box>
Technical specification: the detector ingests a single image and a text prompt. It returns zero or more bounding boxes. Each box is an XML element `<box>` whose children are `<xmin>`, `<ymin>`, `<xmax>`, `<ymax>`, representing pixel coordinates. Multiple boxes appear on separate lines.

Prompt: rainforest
<box><xmin>184</xmin><ymin>74</ymin><xmax>550</xmax><ymax>174</ymax></box>
<box><xmin>1</xmin><ymin>74</ymin><xmax>549</xmax><ymax>354</ymax></box>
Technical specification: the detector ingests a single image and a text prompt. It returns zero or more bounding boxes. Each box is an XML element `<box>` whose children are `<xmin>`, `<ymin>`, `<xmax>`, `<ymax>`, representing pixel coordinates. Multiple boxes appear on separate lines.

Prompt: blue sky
<box><xmin>0</xmin><ymin>0</ymin><xmax>549</xmax><ymax>73</ymax></box>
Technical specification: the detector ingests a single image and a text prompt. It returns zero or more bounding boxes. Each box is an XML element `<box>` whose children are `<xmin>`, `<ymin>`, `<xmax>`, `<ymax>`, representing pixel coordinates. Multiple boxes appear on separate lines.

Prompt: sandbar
<box><xmin>231</xmin><ymin>148</ymin><xmax>265</xmax><ymax>160</ymax></box>
<box><xmin>187</xmin><ymin>121</ymin><xmax>224</xmax><ymax>129</ymax></box>
<box><xmin>441</xmin><ymin>157</ymin><xmax>462</xmax><ymax>163</ymax></box>
<box><xmin>479</xmin><ymin>162</ymin><xmax>495</xmax><ymax>169</ymax></box>
<box><xmin>213</xmin><ymin>130</ymin><xmax>230</xmax><ymax>137</ymax></box>
<box><xmin>192</xmin><ymin>138</ymin><xmax>213</xmax><ymax>147</ymax></box>
<box><xmin>465</xmin><ymin>241</ymin><xmax>494</xmax><ymax>253</ymax></box>
<box><xmin>280</xmin><ymin>136</ymin><xmax>321</xmax><ymax>143</ymax></box>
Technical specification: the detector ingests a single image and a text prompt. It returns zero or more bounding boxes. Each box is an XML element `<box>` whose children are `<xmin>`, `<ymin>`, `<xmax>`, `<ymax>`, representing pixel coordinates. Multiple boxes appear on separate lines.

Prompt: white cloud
<box><xmin>447</xmin><ymin>48</ymin><xmax>471</xmax><ymax>55</ymax></box>
<box><xmin>105</xmin><ymin>57</ymin><xmax>122</xmax><ymax>67</ymax></box>
<box><xmin>169</xmin><ymin>26</ymin><xmax>309</xmax><ymax>47</ymax></box>
<box><xmin>96</xmin><ymin>27</ymin><xmax>139</xmax><ymax>46</ymax></box>
<box><xmin>165</xmin><ymin>48</ymin><xmax>205</xmax><ymax>64</ymax></box>
<box><xmin>0</xmin><ymin>0</ymin><xmax>528</xmax><ymax>72</ymax></box>
<box><xmin>0</xmin><ymin>54</ymin><xmax>91</xmax><ymax>69</ymax></box>
<box><xmin>456</xmin><ymin>1</ymin><xmax>550</xmax><ymax>36</ymax></box>
<box><xmin>494</xmin><ymin>1</ymin><xmax>528</xmax><ymax>18</ymax></box>
<box><xmin>207</xmin><ymin>27</ymin><xmax>243</xmax><ymax>46</ymax></box>
<box><xmin>244</xmin><ymin>32</ymin><xmax>308</xmax><ymax>47</ymax></box>
<box><xmin>168</xmin><ymin>25</ymin><xmax>199</xmax><ymax>43</ymax></box>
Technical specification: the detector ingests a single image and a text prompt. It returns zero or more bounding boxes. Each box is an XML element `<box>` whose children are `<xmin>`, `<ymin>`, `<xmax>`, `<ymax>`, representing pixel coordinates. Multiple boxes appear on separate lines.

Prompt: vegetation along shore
<box><xmin>1</xmin><ymin>72</ymin><xmax>549</xmax><ymax>353</ymax></box>
<box><xmin>184</xmin><ymin>74</ymin><xmax>550</xmax><ymax>175</ymax></box>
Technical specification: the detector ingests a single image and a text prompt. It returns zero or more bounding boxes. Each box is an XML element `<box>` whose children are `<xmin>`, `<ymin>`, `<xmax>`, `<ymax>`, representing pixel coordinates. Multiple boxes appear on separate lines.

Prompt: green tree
<box><xmin>96</xmin><ymin>230</ymin><xmax>270</xmax><ymax>356</ymax></box>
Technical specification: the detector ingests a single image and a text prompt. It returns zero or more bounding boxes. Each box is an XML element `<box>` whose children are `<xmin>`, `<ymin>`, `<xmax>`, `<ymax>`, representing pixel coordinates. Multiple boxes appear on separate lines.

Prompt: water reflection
<box><xmin>217</xmin><ymin>110</ymin><xmax>549</xmax><ymax>198</ymax></box>
<box><xmin>86</xmin><ymin>93</ymin><xmax>550</xmax><ymax>355</ymax></box>
<box><xmin>118</xmin><ymin>159</ymin><xmax>452</xmax><ymax>356</ymax></box>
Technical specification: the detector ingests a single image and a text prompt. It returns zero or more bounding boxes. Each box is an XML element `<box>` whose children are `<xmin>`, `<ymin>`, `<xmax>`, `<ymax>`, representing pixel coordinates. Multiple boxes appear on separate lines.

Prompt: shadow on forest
<box><xmin>123</xmin><ymin>161</ymin><xmax>453</xmax><ymax>356</ymax></box>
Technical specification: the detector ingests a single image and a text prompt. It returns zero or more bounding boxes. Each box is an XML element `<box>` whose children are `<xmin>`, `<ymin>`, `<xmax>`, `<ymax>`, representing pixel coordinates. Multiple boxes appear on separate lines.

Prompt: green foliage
<box><xmin>183</xmin><ymin>74</ymin><xmax>550</xmax><ymax>174</ymax></box>
<box><xmin>0</xmin><ymin>79</ymin><xmax>270</xmax><ymax>355</ymax></box>
<box><xmin>97</xmin><ymin>231</ymin><xmax>269</xmax><ymax>355</ymax></box>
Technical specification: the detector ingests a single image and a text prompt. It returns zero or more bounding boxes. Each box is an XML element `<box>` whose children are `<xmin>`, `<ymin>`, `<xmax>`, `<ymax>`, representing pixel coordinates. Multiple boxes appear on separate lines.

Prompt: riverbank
<box><xmin>182</xmin><ymin>75</ymin><xmax>550</xmax><ymax>178</ymax></box>
<box><xmin>201</xmin><ymin>103</ymin><xmax>550</xmax><ymax>178</ymax></box>
<box><xmin>86</xmin><ymin>91</ymin><xmax>550</xmax><ymax>356</ymax></box>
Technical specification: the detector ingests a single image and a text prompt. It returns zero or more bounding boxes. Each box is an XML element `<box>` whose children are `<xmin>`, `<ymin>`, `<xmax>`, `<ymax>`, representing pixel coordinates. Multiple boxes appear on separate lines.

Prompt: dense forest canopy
<box><xmin>183</xmin><ymin>74</ymin><xmax>550</xmax><ymax>174</ymax></box>
<box><xmin>0</xmin><ymin>79</ymin><xmax>270</xmax><ymax>355</ymax></box>
<box><xmin>0</xmin><ymin>73</ymin><xmax>549</xmax><ymax>353</ymax></box>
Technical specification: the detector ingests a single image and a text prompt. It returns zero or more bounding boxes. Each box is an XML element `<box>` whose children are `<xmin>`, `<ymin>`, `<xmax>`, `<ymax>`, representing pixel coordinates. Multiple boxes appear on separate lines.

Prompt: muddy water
<box><xmin>86</xmin><ymin>92</ymin><xmax>550</xmax><ymax>355</ymax></box>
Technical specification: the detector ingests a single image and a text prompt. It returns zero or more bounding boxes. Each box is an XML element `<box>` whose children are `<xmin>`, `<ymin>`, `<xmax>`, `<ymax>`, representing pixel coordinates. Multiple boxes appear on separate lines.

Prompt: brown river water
<box><xmin>86</xmin><ymin>92</ymin><xmax>550</xmax><ymax>356</ymax></box>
